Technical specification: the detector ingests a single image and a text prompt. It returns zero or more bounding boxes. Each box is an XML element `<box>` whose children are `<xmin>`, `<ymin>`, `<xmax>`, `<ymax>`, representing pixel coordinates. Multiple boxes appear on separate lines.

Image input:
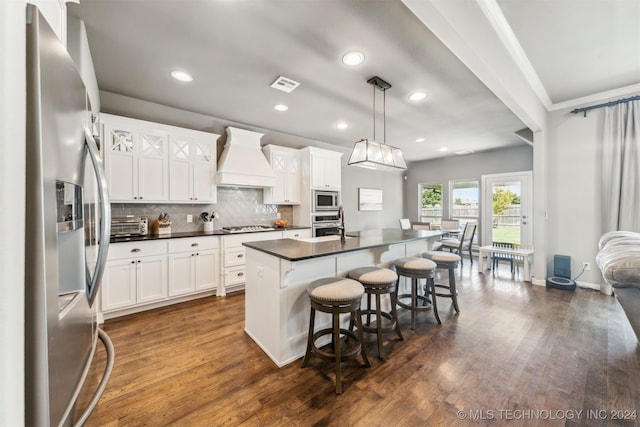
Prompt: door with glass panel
<box><xmin>481</xmin><ymin>171</ymin><xmax>532</xmax><ymax>246</ymax></box>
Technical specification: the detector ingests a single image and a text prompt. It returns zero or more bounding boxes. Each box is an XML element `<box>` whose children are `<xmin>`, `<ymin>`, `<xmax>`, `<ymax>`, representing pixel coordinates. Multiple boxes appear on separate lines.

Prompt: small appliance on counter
<box><xmin>110</xmin><ymin>216</ymin><xmax>148</xmax><ymax>237</ymax></box>
<box><xmin>151</xmin><ymin>212</ymin><xmax>172</xmax><ymax>235</ymax></box>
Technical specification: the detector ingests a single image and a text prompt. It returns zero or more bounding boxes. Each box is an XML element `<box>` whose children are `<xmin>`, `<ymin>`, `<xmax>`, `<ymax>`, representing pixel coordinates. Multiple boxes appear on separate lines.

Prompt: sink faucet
<box><xmin>337</xmin><ymin>205</ymin><xmax>346</xmax><ymax>243</ymax></box>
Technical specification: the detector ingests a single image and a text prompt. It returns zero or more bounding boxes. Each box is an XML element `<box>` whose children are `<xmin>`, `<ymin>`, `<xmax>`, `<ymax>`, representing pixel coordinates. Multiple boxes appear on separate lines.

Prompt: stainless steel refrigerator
<box><xmin>25</xmin><ymin>5</ymin><xmax>114</xmax><ymax>426</ymax></box>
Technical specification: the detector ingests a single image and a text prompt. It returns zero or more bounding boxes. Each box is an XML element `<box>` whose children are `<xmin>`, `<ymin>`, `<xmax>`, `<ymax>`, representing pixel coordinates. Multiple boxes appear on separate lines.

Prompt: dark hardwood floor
<box><xmin>79</xmin><ymin>264</ymin><xmax>640</xmax><ymax>426</ymax></box>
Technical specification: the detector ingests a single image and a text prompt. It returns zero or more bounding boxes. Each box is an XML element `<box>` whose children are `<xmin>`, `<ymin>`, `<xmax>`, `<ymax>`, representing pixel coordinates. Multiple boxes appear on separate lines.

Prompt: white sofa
<box><xmin>596</xmin><ymin>231</ymin><xmax>640</xmax><ymax>341</ymax></box>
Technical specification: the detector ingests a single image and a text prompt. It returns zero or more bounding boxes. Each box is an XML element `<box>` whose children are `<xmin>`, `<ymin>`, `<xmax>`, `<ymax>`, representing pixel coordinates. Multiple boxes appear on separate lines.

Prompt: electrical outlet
<box><xmin>583</xmin><ymin>261</ymin><xmax>591</xmax><ymax>271</ymax></box>
<box><xmin>187</xmin><ymin>215</ymin><xmax>193</xmax><ymax>223</ymax></box>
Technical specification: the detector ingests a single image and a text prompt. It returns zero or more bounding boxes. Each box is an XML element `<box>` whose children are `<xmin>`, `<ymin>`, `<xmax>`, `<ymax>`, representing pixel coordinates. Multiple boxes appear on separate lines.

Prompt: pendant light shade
<box><xmin>348</xmin><ymin>139</ymin><xmax>407</xmax><ymax>171</ymax></box>
<box><xmin>348</xmin><ymin>76</ymin><xmax>407</xmax><ymax>172</ymax></box>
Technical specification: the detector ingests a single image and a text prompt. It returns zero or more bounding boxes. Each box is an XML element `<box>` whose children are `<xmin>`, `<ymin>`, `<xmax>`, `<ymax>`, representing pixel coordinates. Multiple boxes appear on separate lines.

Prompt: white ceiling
<box><xmin>68</xmin><ymin>0</ymin><xmax>640</xmax><ymax>162</ymax></box>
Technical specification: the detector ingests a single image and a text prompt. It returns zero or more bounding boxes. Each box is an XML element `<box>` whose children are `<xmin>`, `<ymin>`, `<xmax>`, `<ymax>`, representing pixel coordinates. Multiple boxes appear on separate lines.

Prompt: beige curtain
<box><xmin>602</xmin><ymin>100</ymin><xmax>640</xmax><ymax>233</ymax></box>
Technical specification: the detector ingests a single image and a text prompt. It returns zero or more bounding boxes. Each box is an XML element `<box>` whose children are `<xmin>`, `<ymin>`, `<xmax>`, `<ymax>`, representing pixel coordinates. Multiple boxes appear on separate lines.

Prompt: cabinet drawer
<box><xmin>168</xmin><ymin>236</ymin><xmax>219</xmax><ymax>253</ymax></box>
<box><xmin>108</xmin><ymin>240</ymin><xmax>167</xmax><ymax>260</ymax></box>
<box><xmin>282</xmin><ymin>229</ymin><xmax>311</xmax><ymax>239</ymax></box>
<box><xmin>224</xmin><ymin>266</ymin><xmax>246</xmax><ymax>286</ymax></box>
<box><xmin>224</xmin><ymin>248</ymin><xmax>246</xmax><ymax>267</ymax></box>
<box><xmin>222</xmin><ymin>231</ymin><xmax>282</xmax><ymax>249</ymax></box>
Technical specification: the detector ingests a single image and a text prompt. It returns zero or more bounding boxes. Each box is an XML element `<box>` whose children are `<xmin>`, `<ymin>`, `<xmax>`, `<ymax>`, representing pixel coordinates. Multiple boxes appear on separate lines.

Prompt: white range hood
<box><xmin>216</xmin><ymin>127</ymin><xmax>276</xmax><ymax>188</ymax></box>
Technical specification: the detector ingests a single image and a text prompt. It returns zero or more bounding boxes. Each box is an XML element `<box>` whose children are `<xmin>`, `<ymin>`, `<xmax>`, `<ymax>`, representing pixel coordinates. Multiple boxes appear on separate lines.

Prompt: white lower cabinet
<box><xmin>168</xmin><ymin>237</ymin><xmax>219</xmax><ymax>296</ymax></box>
<box><xmin>102</xmin><ymin>237</ymin><xmax>220</xmax><ymax>318</ymax></box>
<box><xmin>102</xmin><ymin>240</ymin><xmax>168</xmax><ymax>312</ymax></box>
<box><xmin>221</xmin><ymin>231</ymin><xmax>295</xmax><ymax>294</ymax></box>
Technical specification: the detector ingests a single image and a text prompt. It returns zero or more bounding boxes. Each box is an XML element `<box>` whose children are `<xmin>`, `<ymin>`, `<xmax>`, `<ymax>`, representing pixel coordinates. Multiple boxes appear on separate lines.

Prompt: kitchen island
<box><xmin>242</xmin><ymin>228</ymin><xmax>442</xmax><ymax>367</ymax></box>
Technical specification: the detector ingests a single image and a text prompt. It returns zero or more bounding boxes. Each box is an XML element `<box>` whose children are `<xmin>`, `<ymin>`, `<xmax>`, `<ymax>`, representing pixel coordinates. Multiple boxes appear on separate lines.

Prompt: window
<box><xmin>450</xmin><ymin>180</ymin><xmax>479</xmax><ymax>227</ymax></box>
<box><xmin>419</xmin><ymin>183</ymin><xmax>442</xmax><ymax>225</ymax></box>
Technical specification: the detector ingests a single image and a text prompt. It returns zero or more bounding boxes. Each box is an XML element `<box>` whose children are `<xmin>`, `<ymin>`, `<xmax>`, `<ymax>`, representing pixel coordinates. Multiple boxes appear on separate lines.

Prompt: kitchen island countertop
<box><xmin>242</xmin><ymin>228</ymin><xmax>442</xmax><ymax>261</ymax></box>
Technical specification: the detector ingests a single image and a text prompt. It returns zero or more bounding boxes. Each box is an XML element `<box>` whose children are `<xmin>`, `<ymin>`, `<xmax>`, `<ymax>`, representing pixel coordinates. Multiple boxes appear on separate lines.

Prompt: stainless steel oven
<box><xmin>311</xmin><ymin>212</ymin><xmax>340</xmax><ymax>237</ymax></box>
<box><xmin>313</xmin><ymin>190</ymin><xmax>340</xmax><ymax>211</ymax></box>
<box><xmin>312</xmin><ymin>222</ymin><xmax>341</xmax><ymax>237</ymax></box>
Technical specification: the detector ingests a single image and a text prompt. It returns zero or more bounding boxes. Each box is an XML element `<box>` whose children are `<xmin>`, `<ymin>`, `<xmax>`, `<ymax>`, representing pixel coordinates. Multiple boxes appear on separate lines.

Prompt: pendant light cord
<box><xmin>372</xmin><ymin>83</ymin><xmax>376</xmax><ymax>141</ymax></box>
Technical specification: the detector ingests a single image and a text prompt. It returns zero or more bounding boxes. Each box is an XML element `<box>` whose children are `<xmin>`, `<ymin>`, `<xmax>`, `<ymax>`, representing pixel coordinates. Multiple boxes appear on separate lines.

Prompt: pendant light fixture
<box><xmin>348</xmin><ymin>76</ymin><xmax>407</xmax><ymax>171</ymax></box>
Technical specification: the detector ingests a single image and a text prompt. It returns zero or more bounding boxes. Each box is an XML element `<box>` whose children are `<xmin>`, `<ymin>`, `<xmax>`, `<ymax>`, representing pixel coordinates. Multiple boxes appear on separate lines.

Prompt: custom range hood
<box><xmin>216</xmin><ymin>127</ymin><xmax>276</xmax><ymax>188</ymax></box>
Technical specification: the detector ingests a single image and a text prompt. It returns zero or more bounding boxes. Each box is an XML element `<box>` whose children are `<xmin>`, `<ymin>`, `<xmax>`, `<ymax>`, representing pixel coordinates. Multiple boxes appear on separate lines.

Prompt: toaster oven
<box><xmin>110</xmin><ymin>216</ymin><xmax>148</xmax><ymax>237</ymax></box>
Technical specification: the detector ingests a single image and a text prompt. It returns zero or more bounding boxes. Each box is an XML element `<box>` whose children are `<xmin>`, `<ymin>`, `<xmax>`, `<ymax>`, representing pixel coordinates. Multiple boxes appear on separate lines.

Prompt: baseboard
<box><xmin>576</xmin><ymin>281</ymin><xmax>602</xmax><ymax>292</ymax></box>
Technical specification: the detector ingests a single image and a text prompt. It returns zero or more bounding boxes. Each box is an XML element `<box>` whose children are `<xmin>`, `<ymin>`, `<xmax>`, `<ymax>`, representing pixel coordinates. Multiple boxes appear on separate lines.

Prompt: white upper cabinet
<box><xmin>170</xmin><ymin>132</ymin><xmax>217</xmax><ymax>203</ymax></box>
<box><xmin>262</xmin><ymin>145</ymin><xmax>300</xmax><ymax>204</ymax></box>
<box><xmin>306</xmin><ymin>147</ymin><xmax>343</xmax><ymax>190</ymax></box>
<box><xmin>102</xmin><ymin>114</ymin><xmax>218</xmax><ymax>204</ymax></box>
<box><xmin>103</xmin><ymin>115</ymin><xmax>169</xmax><ymax>202</ymax></box>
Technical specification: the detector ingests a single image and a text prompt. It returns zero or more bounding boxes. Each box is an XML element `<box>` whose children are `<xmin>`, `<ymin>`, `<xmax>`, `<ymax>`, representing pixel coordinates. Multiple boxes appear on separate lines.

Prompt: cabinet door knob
<box><xmin>238</xmin><ymin>272</ymin><xmax>244</xmax><ymax>277</ymax></box>
<box><xmin>191</xmin><ymin>243</ymin><xmax>199</xmax><ymax>247</ymax></box>
<box><xmin>139</xmin><ymin>196</ymin><xmax>143</xmax><ymax>199</ymax></box>
<box><xmin>133</xmin><ymin>196</ymin><xmax>138</xmax><ymax>200</ymax></box>
<box><xmin>131</xmin><ymin>248</ymin><xmax>141</xmax><ymax>253</ymax></box>
<box><xmin>131</xmin><ymin>261</ymin><xmax>135</xmax><ymax>264</ymax></box>
<box><xmin>237</xmin><ymin>253</ymin><xmax>244</xmax><ymax>258</ymax></box>
<box><xmin>137</xmin><ymin>260</ymin><xmax>141</xmax><ymax>263</ymax></box>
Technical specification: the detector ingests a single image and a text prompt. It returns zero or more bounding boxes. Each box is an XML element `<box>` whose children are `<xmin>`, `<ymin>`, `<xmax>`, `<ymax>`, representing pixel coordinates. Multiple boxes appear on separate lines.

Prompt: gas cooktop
<box><xmin>221</xmin><ymin>225</ymin><xmax>276</xmax><ymax>233</ymax></box>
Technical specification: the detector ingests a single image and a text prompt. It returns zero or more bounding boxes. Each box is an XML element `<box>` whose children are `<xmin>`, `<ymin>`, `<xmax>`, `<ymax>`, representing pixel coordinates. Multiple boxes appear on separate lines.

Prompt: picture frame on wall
<box><xmin>359</xmin><ymin>188</ymin><xmax>383</xmax><ymax>211</ymax></box>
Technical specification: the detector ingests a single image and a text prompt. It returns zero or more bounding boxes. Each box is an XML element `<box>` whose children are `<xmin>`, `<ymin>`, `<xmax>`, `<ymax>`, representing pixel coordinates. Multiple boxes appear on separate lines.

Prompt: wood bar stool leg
<box><xmin>411</xmin><ymin>277</ymin><xmax>418</xmax><ymax>330</ymax></box>
<box><xmin>355</xmin><ymin>307</ymin><xmax>371</xmax><ymax>367</ymax></box>
<box><xmin>333</xmin><ymin>310</ymin><xmax>342</xmax><ymax>394</ymax></box>
<box><xmin>449</xmin><ymin>268</ymin><xmax>460</xmax><ymax>313</ymax></box>
<box><xmin>390</xmin><ymin>287</ymin><xmax>404</xmax><ymax>341</ymax></box>
<box><xmin>428</xmin><ymin>277</ymin><xmax>441</xmax><ymax>324</ymax></box>
<box><xmin>374</xmin><ymin>293</ymin><xmax>383</xmax><ymax>359</ymax></box>
<box><xmin>301</xmin><ymin>307</ymin><xmax>316</xmax><ymax>368</ymax></box>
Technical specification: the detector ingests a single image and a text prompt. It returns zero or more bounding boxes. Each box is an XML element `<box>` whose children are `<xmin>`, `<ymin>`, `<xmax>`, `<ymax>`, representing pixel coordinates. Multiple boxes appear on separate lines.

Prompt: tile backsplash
<box><xmin>111</xmin><ymin>187</ymin><xmax>292</xmax><ymax>232</ymax></box>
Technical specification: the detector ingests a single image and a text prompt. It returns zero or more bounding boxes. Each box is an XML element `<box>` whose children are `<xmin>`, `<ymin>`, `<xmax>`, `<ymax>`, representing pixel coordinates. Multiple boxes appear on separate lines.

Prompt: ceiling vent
<box><xmin>270</xmin><ymin>76</ymin><xmax>300</xmax><ymax>93</ymax></box>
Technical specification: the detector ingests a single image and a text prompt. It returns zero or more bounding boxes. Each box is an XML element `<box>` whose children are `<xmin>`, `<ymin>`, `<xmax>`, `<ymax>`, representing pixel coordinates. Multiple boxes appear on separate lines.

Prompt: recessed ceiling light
<box><xmin>170</xmin><ymin>70</ymin><xmax>193</xmax><ymax>82</ymax></box>
<box><xmin>342</xmin><ymin>51</ymin><xmax>365</xmax><ymax>66</ymax></box>
<box><xmin>409</xmin><ymin>91</ymin><xmax>427</xmax><ymax>101</ymax></box>
<box><xmin>273</xmin><ymin>104</ymin><xmax>288</xmax><ymax>111</ymax></box>
<box><xmin>439</xmin><ymin>147</ymin><xmax>448</xmax><ymax>152</ymax></box>
<box><xmin>416</xmin><ymin>138</ymin><xmax>425</xmax><ymax>142</ymax></box>
<box><xmin>337</xmin><ymin>122</ymin><xmax>349</xmax><ymax>129</ymax></box>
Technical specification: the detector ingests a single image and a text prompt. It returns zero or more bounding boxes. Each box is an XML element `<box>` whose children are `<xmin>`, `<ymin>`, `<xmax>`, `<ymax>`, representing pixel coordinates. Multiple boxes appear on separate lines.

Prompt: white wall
<box><xmin>544</xmin><ymin>92</ymin><xmax>640</xmax><ymax>289</ymax></box>
<box><xmin>1</xmin><ymin>1</ymin><xmax>26</xmax><ymax>425</ymax></box>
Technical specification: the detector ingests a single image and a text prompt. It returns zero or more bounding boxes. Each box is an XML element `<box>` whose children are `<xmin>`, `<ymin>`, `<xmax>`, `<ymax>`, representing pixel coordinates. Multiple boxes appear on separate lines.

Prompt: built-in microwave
<box><xmin>313</xmin><ymin>190</ymin><xmax>340</xmax><ymax>211</ymax></box>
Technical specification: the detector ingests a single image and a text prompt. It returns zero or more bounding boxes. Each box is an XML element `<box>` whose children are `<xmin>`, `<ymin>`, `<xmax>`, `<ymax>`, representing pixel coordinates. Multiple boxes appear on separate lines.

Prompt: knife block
<box><xmin>151</xmin><ymin>218</ymin><xmax>172</xmax><ymax>235</ymax></box>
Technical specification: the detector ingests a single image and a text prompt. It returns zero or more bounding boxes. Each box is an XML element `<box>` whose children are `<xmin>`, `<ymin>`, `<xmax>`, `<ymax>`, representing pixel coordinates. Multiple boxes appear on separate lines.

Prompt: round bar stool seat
<box><xmin>301</xmin><ymin>277</ymin><xmax>370</xmax><ymax>394</ymax></box>
<box><xmin>422</xmin><ymin>251</ymin><xmax>462</xmax><ymax>313</ymax></box>
<box><xmin>393</xmin><ymin>257</ymin><xmax>440</xmax><ymax>329</ymax></box>
<box><xmin>348</xmin><ymin>266</ymin><xmax>403</xmax><ymax>359</ymax></box>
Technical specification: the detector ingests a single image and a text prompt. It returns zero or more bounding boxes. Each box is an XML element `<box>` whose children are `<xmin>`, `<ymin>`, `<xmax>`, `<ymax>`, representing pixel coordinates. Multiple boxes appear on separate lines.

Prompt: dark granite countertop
<box><xmin>109</xmin><ymin>226</ymin><xmax>310</xmax><ymax>244</ymax></box>
<box><xmin>242</xmin><ymin>228</ymin><xmax>442</xmax><ymax>261</ymax></box>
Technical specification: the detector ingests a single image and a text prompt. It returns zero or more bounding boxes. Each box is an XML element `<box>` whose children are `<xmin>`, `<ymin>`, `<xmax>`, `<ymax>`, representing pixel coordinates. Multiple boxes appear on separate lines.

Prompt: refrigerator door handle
<box><xmin>84</xmin><ymin>127</ymin><xmax>111</xmax><ymax>306</ymax></box>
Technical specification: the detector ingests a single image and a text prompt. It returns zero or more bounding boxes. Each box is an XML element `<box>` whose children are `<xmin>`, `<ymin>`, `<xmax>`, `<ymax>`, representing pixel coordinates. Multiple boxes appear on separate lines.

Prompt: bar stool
<box><xmin>301</xmin><ymin>277</ymin><xmax>371</xmax><ymax>394</ymax></box>
<box><xmin>348</xmin><ymin>266</ymin><xmax>403</xmax><ymax>359</ymax></box>
<box><xmin>393</xmin><ymin>257</ymin><xmax>440</xmax><ymax>329</ymax></box>
<box><xmin>422</xmin><ymin>251</ymin><xmax>461</xmax><ymax>313</ymax></box>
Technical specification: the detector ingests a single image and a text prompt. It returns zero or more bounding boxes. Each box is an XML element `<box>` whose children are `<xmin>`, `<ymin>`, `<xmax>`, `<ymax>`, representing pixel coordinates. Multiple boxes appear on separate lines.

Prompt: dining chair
<box><xmin>399</xmin><ymin>218</ymin><xmax>411</xmax><ymax>230</ymax></box>
<box><xmin>438</xmin><ymin>222</ymin><xmax>477</xmax><ymax>265</ymax></box>
<box><xmin>411</xmin><ymin>221</ymin><xmax>431</xmax><ymax>230</ymax></box>
<box><xmin>440</xmin><ymin>219</ymin><xmax>460</xmax><ymax>238</ymax></box>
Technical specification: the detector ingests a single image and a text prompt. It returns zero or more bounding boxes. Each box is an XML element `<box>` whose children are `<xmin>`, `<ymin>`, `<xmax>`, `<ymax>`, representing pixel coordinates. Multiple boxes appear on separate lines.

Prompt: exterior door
<box><xmin>481</xmin><ymin>171</ymin><xmax>532</xmax><ymax>246</ymax></box>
